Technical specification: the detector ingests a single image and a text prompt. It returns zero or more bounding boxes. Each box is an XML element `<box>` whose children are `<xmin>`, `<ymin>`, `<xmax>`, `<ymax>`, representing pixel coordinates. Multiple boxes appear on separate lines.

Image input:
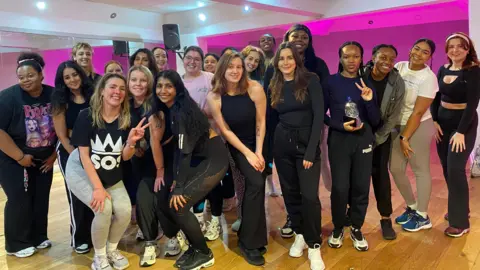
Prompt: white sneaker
<box><xmin>91</xmin><ymin>255</ymin><xmax>113</xmax><ymax>270</ymax></box>
<box><xmin>136</xmin><ymin>229</ymin><xmax>145</xmax><ymax>241</ymax></box>
<box><xmin>308</xmin><ymin>244</ymin><xmax>325</xmax><ymax>270</ymax></box>
<box><xmin>289</xmin><ymin>234</ymin><xmax>308</xmax><ymax>258</ymax></box>
<box><xmin>7</xmin><ymin>246</ymin><xmax>35</xmax><ymax>258</ymax></box>
<box><xmin>231</xmin><ymin>219</ymin><xmax>241</xmax><ymax>232</ymax></box>
<box><xmin>165</xmin><ymin>237</ymin><xmax>181</xmax><ymax>256</ymax></box>
<box><xmin>177</xmin><ymin>230</ymin><xmax>189</xmax><ymax>251</ymax></box>
<box><xmin>195</xmin><ymin>214</ymin><xmax>207</xmax><ymax>233</ymax></box>
<box><xmin>328</xmin><ymin>228</ymin><xmax>344</xmax><ymax>249</ymax></box>
<box><xmin>107</xmin><ymin>249</ymin><xmax>130</xmax><ymax>270</ymax></box>
<box><xmin>36</xmin><ymin>240</ymin><xmax>52</xmax><ymax>249</ymax></box>
<box><xmin>204</xmin><ymin>218</ymin><xmax>221</xmax><ymax>241</ymax></box>
<box><xmin>140</xmin><ymin>244</ymin><xmax>157</xmax><ymax>267</ymax></box>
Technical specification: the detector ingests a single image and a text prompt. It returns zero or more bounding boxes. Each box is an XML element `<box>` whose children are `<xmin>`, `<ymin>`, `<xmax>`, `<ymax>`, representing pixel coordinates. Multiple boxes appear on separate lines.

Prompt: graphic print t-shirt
<box><xmin>182</xmin><ymin>71</ymin><xmax>214</xmax><ymax>110</ymax></box>
<box><xmin>70</xmin><ymin>109</ymin><xmax>129</xmax><ymax>188</ymax></box>
<box><xmin>0</xmin><ymin>84</ymin><xmax>56</xmax><ymax>163</ymax></box>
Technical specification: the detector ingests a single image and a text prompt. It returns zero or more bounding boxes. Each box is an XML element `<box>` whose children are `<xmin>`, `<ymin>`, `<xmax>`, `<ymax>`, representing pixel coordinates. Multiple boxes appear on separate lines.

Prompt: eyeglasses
<box><xmin>185</xmin><ymin>56</ymin><xmax>202</xmax><ymax>63</ymax></box>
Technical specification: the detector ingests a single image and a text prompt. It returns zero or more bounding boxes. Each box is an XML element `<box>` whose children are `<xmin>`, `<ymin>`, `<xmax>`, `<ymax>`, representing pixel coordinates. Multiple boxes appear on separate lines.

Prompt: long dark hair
<box><xmin>51</xmin><ymin>60</ymin><xmax>93</xmax><ymax>115</ymax></box>
<box><xmin>283</xmin><ymin>24</ymin><xmax>318</xmax><ymax>72</ymax></box>
<box><xmin>338</xmin><ymin>41</ymin><xmax>366</xmax><ymax>79</ymax></box>
<box><xmin>366</xmin><ymin>44</ymin><xmax>398</xmax><ymax>68</ymax></box>
<box><xmin>153</xmin><ymin>70</ymin><xmax>210</xmax><ymax>144</ymax></box>
<box><xmin>129</xmin><ymin>48</ymin><xmax>159</xmax><ymax>76</ymax></box>
<box><xmin>152</xmin><ymin>47</ymin><xmax>168</xmax><ymax>59</ymax></box>
<box><xmin>270</xmin><ymin>42</ymin><xmax>316</xmax><ymax>108</ymax></box>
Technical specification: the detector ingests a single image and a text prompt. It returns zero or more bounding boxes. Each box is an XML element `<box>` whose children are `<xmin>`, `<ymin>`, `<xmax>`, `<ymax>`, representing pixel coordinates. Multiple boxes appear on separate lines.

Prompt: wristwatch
<box><xmin>399</xmin><ymin>135</ymin><xmax>408</xmax><ymax>141</ymax></box>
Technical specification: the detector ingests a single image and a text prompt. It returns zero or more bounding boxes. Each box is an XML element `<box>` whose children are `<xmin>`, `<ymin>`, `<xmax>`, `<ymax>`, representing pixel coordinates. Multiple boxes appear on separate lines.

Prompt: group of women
<box><xmin>0</xmin><ymin>22</ymin><xmax>478</xmax><ymax>270</ymax></box>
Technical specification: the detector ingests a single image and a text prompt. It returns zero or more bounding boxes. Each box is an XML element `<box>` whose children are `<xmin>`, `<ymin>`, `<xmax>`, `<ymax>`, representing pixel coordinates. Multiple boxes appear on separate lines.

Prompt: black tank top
<box><xmin>66</xmin><ymin>100</ymin><xmax>89</xmax><ymax>131</ymax></box>
<box><xmin>221</xmin><ymin>93</ymin><xmax>256</xmax><ymax>148</ymax></box>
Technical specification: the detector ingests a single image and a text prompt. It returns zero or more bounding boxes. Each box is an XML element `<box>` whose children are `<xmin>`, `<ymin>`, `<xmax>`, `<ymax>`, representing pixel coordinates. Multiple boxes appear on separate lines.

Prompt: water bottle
<box><xmin>344</xmin><ymin>97</ymin><xmax>362</xmax><ymax>127</ymax></box>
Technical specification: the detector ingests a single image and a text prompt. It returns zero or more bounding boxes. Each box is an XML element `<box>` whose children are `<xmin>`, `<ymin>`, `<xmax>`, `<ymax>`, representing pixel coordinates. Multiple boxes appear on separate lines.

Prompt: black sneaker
<box><xmin>281</xmin><ymin>216</ymin><xmax>294</xmax><ymax>238</ymax></box>
<box><xmin>74</xmin><ymin>244</ymin><xmax>90</xmax><ymax>254</ymax></box>
<box><xmin>327</xmin><ymin>228</ymin><xmax>344</xmax><ymax>248</ymax></box>
<box><xmin>179</xmin><ymin>249</ymin><xmax>214</xmax><ymax>270</ymax></box>
<box><xmin>239</xmin><ymin>241</ymin><xmax>265</xmax><ymax>266</ymax></box>
<box><xmin>258</xmin><ymin>246</ymin><xmax>267</xmax><ymax>256</ymax></box>
<box><xmin>350</xmin><ymin>227</ymin><xmax>368</xmax><ymax>251</ymax></box>
<box><xmin>380</xmin><ymin>219</ymin><xmax>397</xmax><ymax>240</ymax></box>
<box><xmin>173</xmin><ymin>246</ymin><xmax>195</xmax><ymax>268</ymax></box>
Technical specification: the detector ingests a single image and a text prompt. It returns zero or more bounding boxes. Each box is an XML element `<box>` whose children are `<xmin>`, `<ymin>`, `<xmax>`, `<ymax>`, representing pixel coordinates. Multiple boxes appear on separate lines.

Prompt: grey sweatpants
<box><xmin>65</xmin><ymin>149</ymin><xmax>131</xmax><ymax>251</ymax></box>
<box><xmin>390</xmin><ymin>118</ymin><xmax>434</xmax><ymax>213</ymax></box>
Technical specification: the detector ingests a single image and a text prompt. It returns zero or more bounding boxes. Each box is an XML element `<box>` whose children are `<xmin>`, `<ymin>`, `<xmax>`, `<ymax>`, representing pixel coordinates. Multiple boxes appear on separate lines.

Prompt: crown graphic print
<box><xmin>90</xmin><ymin>134</ymin><xmax>124</xmax><ymax>170</ymax></box>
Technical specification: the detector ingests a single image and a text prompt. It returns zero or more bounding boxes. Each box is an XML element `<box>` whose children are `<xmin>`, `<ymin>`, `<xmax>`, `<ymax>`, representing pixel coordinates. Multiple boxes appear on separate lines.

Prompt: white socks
<box><xmin>212</xmin><ymin>215</ymin><xmax>220</xmax><ymax>222</ymax></box>
<box><xmin>408</xmin><ymin>203</ymin><xmax>418</xmax><ymax>210</ymax></box>
<box><xmin>107</xmin><ymin>242</ymin><xmax>118</xmax><ymax>253</ymax></box>
<box><xmin>95</xmin><ymin>247</ymin><xmax>107</xmax><ymax>257</ymax></box>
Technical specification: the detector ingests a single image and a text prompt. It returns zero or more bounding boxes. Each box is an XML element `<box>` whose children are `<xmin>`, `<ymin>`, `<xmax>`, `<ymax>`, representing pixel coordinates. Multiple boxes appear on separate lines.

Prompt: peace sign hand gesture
<box><xmin>127</xmin><ymin>117</ymin><xmax>151</xmax><ymax>144</ymax></box>
<box><xmin>355</xmin><ymin>78</ymin><xmax>373</xmax><ymax>102</ymax></box>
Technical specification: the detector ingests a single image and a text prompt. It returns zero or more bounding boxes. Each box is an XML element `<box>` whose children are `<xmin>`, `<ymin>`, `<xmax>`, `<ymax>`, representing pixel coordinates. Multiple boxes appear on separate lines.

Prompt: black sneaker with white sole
<box><xmin>281</xmin><ymin>216</ymin><xmax>294</xmax><ymax>238</ymax></box>
<box><xmin>328</xmin><ymin>228</ymin><xmax>344</xmax><ymax>249</ymax></box>
<box><xmin>75</xmin><ymin>243</ymin><xmax>91</xmax><ymax>254</ymax></box>
<box><xmin>350</xmin><ymin>227</ymin><xmax>368</xmax><ymax>251</ymax></box>
<box><xmin>179</xmin><ymin>249</ymin><xmax>214</xmax><ymax>270</ymax></box>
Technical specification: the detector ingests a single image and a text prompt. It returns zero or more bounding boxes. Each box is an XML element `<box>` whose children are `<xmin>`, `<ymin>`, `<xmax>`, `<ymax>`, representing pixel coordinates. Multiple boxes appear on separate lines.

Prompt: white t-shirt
<box><xmin>182</xmin><ymin>71</ymin><xmax>214</xmax><ymax>110</ymax></box>
<box><xmin>395</xmin><ymin>61</ymin><xmax>438</xmax><ymax>125</ymax></box>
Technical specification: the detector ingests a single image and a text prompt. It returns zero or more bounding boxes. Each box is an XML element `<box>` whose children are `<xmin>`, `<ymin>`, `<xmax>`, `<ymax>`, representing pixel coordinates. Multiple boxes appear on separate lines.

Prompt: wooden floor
<box><xmin>2</xmin><ymin>143</ymin><xmax>480</xmax><ymax>270</ymax></box>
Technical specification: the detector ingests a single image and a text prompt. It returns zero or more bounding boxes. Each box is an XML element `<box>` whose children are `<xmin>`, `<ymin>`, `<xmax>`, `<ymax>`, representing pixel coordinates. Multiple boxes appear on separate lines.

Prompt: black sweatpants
<box><xmin>273</xmin><ymin>124</ymin><xmax>322</xmax><ymax>247</ymax></box>
<box><xmin>57</xmin><ymin>144</ymin><xmax>94</xmax><ymax>248</ymax></box>
<box><xmin>123</xmin><ymin>155</ymin><xmax>143</xmax><ymax>206</ymax></box>
<box><xmin>229</xmin><ymin>143</ymin><xmax>267</xmax><ymax>250</ymax></box>
<box><xmin>158</xmin><ymin>136</ymin><xmax>228</xmax><ymax>253</ymax></box>
<box><xmin>371</xmin><ymin>136</ymin><xmax>393</xmax><ymax>218</ymax></box>
<box><xmin>136</xmin><ymin>143</ymin><xmax>174</xmax><ymax>242</ymax></box>
<box><xmin>1</xmin><ymin>159</ymin><xmax>53</xmax><ymax>253</ymax></box>
<box><xmin>436</xmin><ymin>107</ymin><xmax>477</xmax><ymax>229</ymax></box>
<box><xmin>222</xmin><ymin>166</ymin><xmax>236</xmax><ymax>199</ymax></box>
<box><xmin>329</xmin><ymin>127</ymin><xmax>373</xmax><ymax>229</ymax></box>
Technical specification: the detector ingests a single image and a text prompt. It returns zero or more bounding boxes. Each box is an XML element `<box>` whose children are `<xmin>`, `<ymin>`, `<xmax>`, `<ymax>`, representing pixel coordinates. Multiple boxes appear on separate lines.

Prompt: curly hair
<box><xmin>52</xmin><ymin>60</ymin><xmax>93</xmax><ymax>115</ymax></box>
<box><xmin>17</xmin><ymin>52</ymin><xmax>45</xmax><ymax>73</ymax></box>
<box><xmin>240</xmin><ymin>45</ymin><xmax>266</xmax><ymax>81</ymax></box>
<box><xmin>153</xmin><ymin>70</ymin><xmax>210</xmax><ymax>144</ymax></box>
<box><xmin>129</xmin><ymin>48</ymin><xmax>159</xmax><ymax>77</ymax></box>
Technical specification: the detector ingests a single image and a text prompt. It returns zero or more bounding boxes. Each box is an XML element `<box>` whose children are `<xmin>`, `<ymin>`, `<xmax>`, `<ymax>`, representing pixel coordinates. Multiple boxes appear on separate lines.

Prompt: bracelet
<box><xmin>16</xmin><ymin>154</ymin><xmax>25</xmax><ymax>162</ymax></box>
<box><xmin>156</xmin><ymin>167</ymin><xmax>164</xmax><ymax>170</ymax></box>
<box><xmin>126</xmin><ymin>142</ymin><xmax>135</xmax><ymax>149</ymax></box>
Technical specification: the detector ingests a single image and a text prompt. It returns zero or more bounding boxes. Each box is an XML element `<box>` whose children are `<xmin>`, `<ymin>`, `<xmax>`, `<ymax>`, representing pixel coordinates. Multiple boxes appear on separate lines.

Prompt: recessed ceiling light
<box><xmin>36</xmin><ymin>1</ymin><xmax>46</xmax><ymax>10</ymax></box>
<box><xmin>197</xmin><ymin>1</ymin><xmax>205</xmax><ymax>7</ymax></box>
<box><xmin>244</xmin><ymin>5</ymin><xmax>250</xmax><ymax>11</ymax></box>
<box><xmin>198</xmin><ymin>13</ymin><xmax>206</xmax><ymax>21</ymax></box>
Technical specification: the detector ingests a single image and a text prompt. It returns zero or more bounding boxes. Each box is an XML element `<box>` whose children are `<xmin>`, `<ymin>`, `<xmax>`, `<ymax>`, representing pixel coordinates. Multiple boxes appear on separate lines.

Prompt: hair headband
<box><xmin>447</xmin><ymin>33</ymin><xmax>470</xmax><ymax>46</ymax></box>
<box><xmin>18</xmin><ymin>58</ymin><xmax>43</xmax><ymax>70</ymax></box>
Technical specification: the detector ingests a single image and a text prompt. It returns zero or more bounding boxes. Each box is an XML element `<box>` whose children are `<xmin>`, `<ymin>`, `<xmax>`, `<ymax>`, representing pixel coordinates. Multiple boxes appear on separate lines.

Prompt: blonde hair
<box><xmin>90</xmin><ymin>73</ymin><xmax>131</xmax><ymax>130</ymax></box>
<box><xmin>127</xmin><ymin>65</ymin><xmax>154</xmax><ymax>115</ymax></box>
<box><xmin>72</xmin><ymin>42</ymin><xmax>94</xmax><ymax>75</ymax></box>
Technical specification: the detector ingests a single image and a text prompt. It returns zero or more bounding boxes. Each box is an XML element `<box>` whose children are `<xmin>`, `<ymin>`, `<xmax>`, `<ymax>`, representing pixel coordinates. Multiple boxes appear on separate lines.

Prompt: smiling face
<box><xmin>260</xmin><ymin>35</ymin><xmax>274</xmax><ymax>52</ymax></box>
<box><xmin>105</xmin><ymin>63</ymin><xmax>123</xmax><ymax>75</ymax></box>
<box><xmin>102</xmin><ymin>77</ymin><xmax>126</xmax><ymax>108</ymax></box>
<box><xmin>288</xmin><ymin>30</ymin><xmax>309</xmax><ymax>54</ymax></box>
<box><xmin>341</xmin><ymin>45</ymin><xmax>362</xmax><ymax>75</ymax></box>
<box><xmin>204</xmin><ymin>55</ymin><xmax>218</xmax><ymax>73</ymax></box>
<box><xmin>225</xmin><ymin>57</ymin><xmax>243</xmax><ymax>83</ymax></box>
<box><xmin>278</xmin><ymin>48</ymin><xmax>296</xmax><ymax>78</ymax></box>
<box><xmin>128</xmin><ymin>70</ymin><xmax>148</xmax><ymax>99</ymax></box>
<box><xmin>447</xmin><ymin>38</ymin><xmax>469</xmax><ymax>64</ymax></box>
<box><xmin>244</xmin><ymin>51</ymin><xmax>261</xmax><ymax>73</ymax></box>
<box><xmin>134</xmin><ymin>52</ymin><xmax>150</xmax><ymax>68</ymax></box>
<box><xmin>73</xmin><ymin>47</ymin><xmax>92</xmax><ymax>70</ymax></box>
<box><xmin>410</xmin><ymin>41</ymin><xmax>432</xmax><ymax>67</ymax></box>
<box><xmin>156</xmin><ymin>77</ymin><xmax>176</xmax><ymax>108</ymax></box>
<box><xmin>183</xmin><ymin>50</ymin><xmax>202</xmax><ymax>75</ymax></box>
<box><xmin>154</xmin><ymin>48</ymin><xmax>168</xmax><ymax>71</ymax></box>
<box><xmin>17</xmin><ymin>66</ymin><xmax>43</xmax><ymax>93</ymax></box>
<box><xmin>63</xmin><ymin>67</ymin><xmax>82</xmax><ymax>91</ymax></box>
<box><xmin>373</xmin><ymin>47</ymin><xmax>397</xmax><ymax>75</ymax></box>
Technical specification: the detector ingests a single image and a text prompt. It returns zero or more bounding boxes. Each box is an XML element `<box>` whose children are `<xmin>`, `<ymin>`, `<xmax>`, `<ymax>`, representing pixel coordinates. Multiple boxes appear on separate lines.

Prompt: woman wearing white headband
<box><xmin>431</xmin><ymin>32</ymin><xmax>480</xmax><ymax>237</ymax></box>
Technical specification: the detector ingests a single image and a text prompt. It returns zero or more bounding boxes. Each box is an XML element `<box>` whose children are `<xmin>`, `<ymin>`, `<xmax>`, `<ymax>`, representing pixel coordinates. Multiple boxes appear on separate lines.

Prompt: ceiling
<box><xmin>86</xmin><ymin>0</ymin><xmax>215</xmax><ymax>14</ymax></box>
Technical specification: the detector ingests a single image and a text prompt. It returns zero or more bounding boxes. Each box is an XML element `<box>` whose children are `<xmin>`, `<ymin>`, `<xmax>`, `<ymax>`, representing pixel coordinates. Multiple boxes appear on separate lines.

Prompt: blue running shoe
<box><xmin>395</xmin><ymin>207</ymin><xmax>415</xmax><ymax>225</ymax></box>
<box><xmin>402</xmin><ymin>212</ymin><xmax>432</xmax><ymax>232</ymax></box>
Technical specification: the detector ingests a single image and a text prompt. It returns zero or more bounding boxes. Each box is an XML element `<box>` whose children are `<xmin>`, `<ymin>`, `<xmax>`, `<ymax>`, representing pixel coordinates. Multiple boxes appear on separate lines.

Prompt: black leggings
<box><xmin>371</xmin><ymin>136</ymin><xmax>393</xmax><ymax>218</ymax></box>
<box><xmin>158</xmin><ymin>136</ymin><xmax>228</xmax><ymax>253</ymax></box>
<box><xmin>329</xmin><ymin>127</ymin><xmax>373</xmax><ymax>229</ymax></box>
<box><xmin>1</xmin><ymin>160</ymin><xmax>53</xmax><ymax>253</ymax></box>
<box><xmin>229</xmin><ymin>144</ymin><xmax>267</xmax><ymax>250</ymax></box>
<box><xmin>273</xmin><ymin>124</ymin><xmax>322</xmax><ymax>247</ymax></box>
<box><xmin>436</xmin><ymin>107</ymin><xmax>477</xmax><ymax>229</ymax></box>
<box><xmin>136</xmin><ymin>143</ymin><xmax>174</xmax><ymax>242</ymax></box>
